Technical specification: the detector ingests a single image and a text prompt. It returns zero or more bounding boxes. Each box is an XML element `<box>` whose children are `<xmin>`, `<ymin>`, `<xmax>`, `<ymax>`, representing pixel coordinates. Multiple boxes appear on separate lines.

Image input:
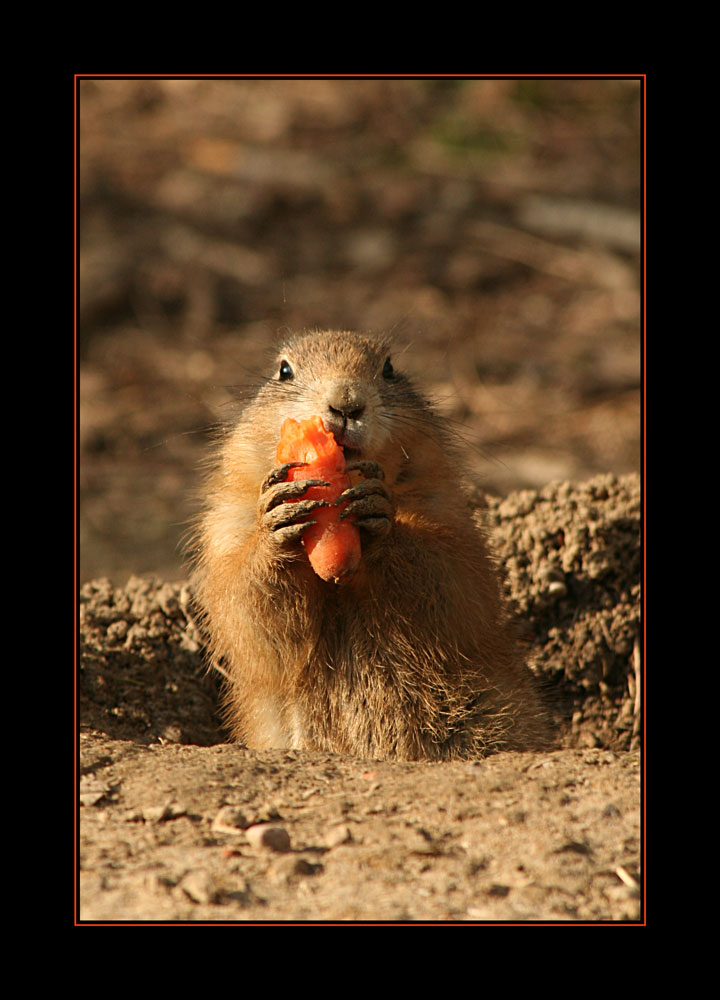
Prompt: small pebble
<box><xmin>212</xmin><ymin>806</ymin><xmax>253</xmax><ymax>834</ymax></box>
<box><xmin>79</xmin><ymin>776</ymin><xmax>110</xmax><ymax>807</ymax></box>
<box><xmin>245</xmin><ymin>823</ymin><xmax>291</xmax><ymax>852</ymax></box>
<box><xmin>325</xmin><ymin>823</ymin><xmax>353</xmax><ymax>848</ymax></box>
<box><xmin>143</xmin><ymin>801</ymin><xmax>185</xmax><ymax>823</ymax></box>
<box><xmin>270</xmin><ymin>855</ymin><xmax>322</xmax><ymax>883</ymax></box>
<box><xmin>106</xmin><ymin>619</ymin><xmax>129</xmax><ymax>642</ymax></box>
<box><xmin>181</xmin><ymin>871</ymin><xmax>219</xmax><ymax>905</ymax></box>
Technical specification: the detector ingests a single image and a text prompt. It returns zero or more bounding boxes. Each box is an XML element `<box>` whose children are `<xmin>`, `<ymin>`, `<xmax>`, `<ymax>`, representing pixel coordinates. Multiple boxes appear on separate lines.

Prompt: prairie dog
<box><xmin>190</xmin><ymin>330</ymin><xmax>550</xmax><ymax>760</ymax></box>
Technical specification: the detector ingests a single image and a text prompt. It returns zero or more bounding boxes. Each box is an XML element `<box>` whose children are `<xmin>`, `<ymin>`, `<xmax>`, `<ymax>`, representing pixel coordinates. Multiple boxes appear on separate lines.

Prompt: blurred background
<box><xmin>78</xmin><ymin>77</ymin><xmax>642</xmax><ymax>584</ymax></box>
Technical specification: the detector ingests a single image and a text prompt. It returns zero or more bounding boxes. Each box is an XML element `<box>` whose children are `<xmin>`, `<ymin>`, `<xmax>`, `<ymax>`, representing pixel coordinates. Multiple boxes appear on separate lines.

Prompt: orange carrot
<box><xmin>276</xmin><ymin>416</ymin><xmax>361</xmax><ymax>583</ymax></box>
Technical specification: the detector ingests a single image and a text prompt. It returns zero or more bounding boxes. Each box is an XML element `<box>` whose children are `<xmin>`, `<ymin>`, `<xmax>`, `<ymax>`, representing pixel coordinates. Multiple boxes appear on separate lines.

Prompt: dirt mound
<box><xmin>487</xmin><ymin>472</ymin><xmax>640</xmax><ymax>750</ymax></box>
<box><xmin>79</xmin><ymin>576</ymin><xmax>220</xmax><ymax>747</ymax></box>
<box><xmin>80</xmin><ymin>473</ymin><xmax>640</xmax><ymax>751</ymax></box>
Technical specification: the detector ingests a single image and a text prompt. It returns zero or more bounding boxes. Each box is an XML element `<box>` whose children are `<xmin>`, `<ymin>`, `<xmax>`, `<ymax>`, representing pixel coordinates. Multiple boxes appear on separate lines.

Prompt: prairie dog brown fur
<box><xmin>190</xmin><ymin>330</ymin><xmax>550</xmax><ymax>760</ymax></box>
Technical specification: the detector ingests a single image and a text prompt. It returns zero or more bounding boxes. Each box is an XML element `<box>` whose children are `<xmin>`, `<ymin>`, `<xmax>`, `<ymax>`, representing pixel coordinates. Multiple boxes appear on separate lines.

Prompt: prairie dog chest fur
<box><xmin>190</xmin><ymin>329</ymin><xmax>550</xmax><ymax>760</ymax></box>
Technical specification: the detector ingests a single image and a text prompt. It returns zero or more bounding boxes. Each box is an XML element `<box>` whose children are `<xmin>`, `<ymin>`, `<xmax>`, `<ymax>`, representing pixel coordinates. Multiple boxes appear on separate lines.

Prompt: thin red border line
<box><xmin>73</xmin><ymin>73</ymin><xmax>645</xmax><ymax>80</ymax></box>
<box><xmin>74</xmin><ymin>74</ymin><xmax>79</xmax><ymax>925</ymax></box>
<box><xmin>642</xmin><ymin>74</ymin><xmax>647</xmax><ymax>925</ymax></box>
<box><xmin>74</xmin><ymin>74</ymin><xmax>646</xmax><ymax>927</ymax></box>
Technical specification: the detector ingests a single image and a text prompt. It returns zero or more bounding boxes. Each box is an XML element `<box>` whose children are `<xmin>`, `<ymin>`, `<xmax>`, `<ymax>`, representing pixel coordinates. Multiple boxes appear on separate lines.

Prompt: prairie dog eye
<box><xmin>382</xmin><ymin>357</ymin><xmax>394</xmax><ymax>379</ymax></box>
<box><xmin>278</xmin><ymin>360</ymin><xmax>294</xmax><ymax>381</ymax></box>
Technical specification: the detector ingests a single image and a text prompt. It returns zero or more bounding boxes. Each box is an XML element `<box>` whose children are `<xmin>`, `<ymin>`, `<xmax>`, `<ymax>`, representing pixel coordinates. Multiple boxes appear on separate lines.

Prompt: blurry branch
<box><xmin>518</xmin><ymin>196</ymin><xmax>640</xmax><ymax>254</ymax></box>
<box><xmin>471</xmin><ymin>216</ymin><xmax>638</xmax><ymax>290</ymax></box>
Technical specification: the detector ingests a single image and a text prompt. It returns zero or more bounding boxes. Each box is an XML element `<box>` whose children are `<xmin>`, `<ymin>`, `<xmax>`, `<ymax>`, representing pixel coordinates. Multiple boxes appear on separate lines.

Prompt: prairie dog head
<box><xmin>244</xmin><ymin>330</ymin><xmax>439</xmax><ymax>463</ymax></box>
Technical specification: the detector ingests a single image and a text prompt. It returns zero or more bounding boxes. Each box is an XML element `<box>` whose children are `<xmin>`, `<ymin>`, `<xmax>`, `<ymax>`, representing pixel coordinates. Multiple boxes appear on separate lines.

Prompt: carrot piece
<box><xmin>276</xmin><ymin>416</ymin><xmax>361</xmax><ymax>583</ymax></box>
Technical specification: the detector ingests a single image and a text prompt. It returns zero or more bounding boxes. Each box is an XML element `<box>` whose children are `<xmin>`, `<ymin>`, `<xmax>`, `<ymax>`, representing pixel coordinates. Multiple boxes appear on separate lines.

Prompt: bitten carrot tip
<box><xmin>276</xmin><ymin>416</ymin><xmax>361</xmax><ymax>582</ymax></box>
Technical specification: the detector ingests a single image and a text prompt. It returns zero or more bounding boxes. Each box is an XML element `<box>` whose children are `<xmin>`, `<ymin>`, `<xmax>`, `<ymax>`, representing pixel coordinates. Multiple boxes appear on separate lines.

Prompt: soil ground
<box><xmin>77</xmin><ymin>78</ymin><xmax>643</xmax><ymax>924</ymax></box>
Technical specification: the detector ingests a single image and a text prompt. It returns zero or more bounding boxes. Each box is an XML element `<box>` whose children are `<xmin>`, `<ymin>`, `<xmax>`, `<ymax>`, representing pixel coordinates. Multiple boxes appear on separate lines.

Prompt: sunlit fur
<box><xmin>189</xmin><ymin>330</ymin><xmax>550</xmax><ymax>760</ymax></box>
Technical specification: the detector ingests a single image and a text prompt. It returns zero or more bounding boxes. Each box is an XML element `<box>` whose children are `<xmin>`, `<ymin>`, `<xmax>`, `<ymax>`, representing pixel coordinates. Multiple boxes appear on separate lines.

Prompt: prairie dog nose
<box><xmin>325</xmin><ymin>382</ymin><xmax>367</xmax><ymax>423</ymax></box>
<box><xmin>328</xmin><ymin>401</ymin><xmax>366</xmax><ymax>421</ymax></box>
